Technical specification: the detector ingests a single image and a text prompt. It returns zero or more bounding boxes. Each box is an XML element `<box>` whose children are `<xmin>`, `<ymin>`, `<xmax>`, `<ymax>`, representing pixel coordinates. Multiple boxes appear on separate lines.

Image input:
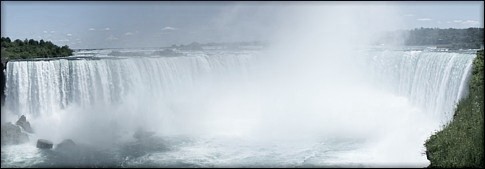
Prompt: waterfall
<box><xmin>3</xmin><ymin>50</ymin><xmax>476</xmax><ymax>128</ymax></box>
<box><xmin>366</xmin><ymin>50</ymin><xmax>476</xmax><ymax>125</ymax></box>
<box><xmin>1</xmin><ymin>49</ymin><xmax>477</xmax><ymax>167</ymax></box>
<box><xmin>4</xmin><ymin>54</ymin><xmax>253</xmax><ymax>117</ymax></box>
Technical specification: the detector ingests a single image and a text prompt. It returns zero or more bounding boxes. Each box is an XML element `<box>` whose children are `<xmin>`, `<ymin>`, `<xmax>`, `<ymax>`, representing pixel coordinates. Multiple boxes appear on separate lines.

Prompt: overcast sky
<box><xmin>1</xmin><ymin>1</ymin><xmax>483</xmax><ymax>49</ymax></box>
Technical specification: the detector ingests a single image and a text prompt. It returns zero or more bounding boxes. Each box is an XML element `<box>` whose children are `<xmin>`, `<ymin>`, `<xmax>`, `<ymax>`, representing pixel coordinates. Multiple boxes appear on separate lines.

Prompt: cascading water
<box><xmin>3</xmin><ymin>50</ymin><xmax>257</xmax><ymax>144</ymax></box>
<box><xmin>1</xmin><ymin>47</ymin><xmax>476</xmax><ymax>167</ymax></box>
<box><xmin>4</xmin><ymin>53</ymin><xmax>253</xmax><ymax>117</ymax></box>
<box><xmin>366</xmin><ymin>50</ymin><xmax>476</xmax><ymax>125</ymax></box>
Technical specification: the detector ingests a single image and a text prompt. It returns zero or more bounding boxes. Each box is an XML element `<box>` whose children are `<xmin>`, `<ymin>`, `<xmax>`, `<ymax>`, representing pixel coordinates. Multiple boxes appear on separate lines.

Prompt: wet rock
<box><xmin>37</xmin><ymin>139</ymin><xmax>53</xmax><ymax>149</ymax></box>
<box><xmin>56</xmin><ymin>139</ymin><xmax>76</xmax><ymax>150</ymax></box>
<box><xmin>16</xmin><ymin>115</ymin><xmax>34</xmax><ymax>133</ymax></box>
<box><xmin>1</xmin><ymin>122</ymin><xmax>29</xmax><ymax>145</ymax></box>
<box><xmin>1</xmin><ymin>60</ymin><xmax>5</xmax><ymax>106</ymax></box>
<box><xmin>426</xmin><ymin>150</ymin><xmax>431</xmax><ymax>161</ymax></box>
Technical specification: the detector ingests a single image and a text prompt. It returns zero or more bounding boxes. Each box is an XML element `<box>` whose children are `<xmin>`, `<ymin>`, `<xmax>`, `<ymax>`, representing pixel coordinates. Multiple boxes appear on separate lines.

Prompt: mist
<box><xmin>2</xmin><ymin>2</ymin><xmax>478</xmax><ymax>167</ymax></box>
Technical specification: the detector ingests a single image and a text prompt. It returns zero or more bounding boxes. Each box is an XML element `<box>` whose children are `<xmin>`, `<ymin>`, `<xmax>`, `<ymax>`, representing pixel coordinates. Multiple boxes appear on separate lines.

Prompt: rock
<box><xmin>133</xmin><ymin>128</ymin><xmax>155</xmax><ymax>140</ymax></box>
<box><xmin>16</xmin><ymin>115</ymin><xmax>34</xmax><ymax>133</ymax></box>
<box><xmin>56</xmin><ymin>139</ymin><xmax>76</xmax><ymax>150</ymax></box>
<box><xmin>426</xmin><ymin>150</ymin><xmax>431</xmax><ymax>160</ymax></box>
<box><xmin>37</xmin><ymin>139</ymin><xmax>53</xmax><ymax>149</ymax></box>
<box><xmin>1</xmin><ymin>122</ymin><xmax>29</xmax><ymax>145</ymax></box>
<box><xmin>1</xmin><ymin>60</ymin><xmax>5</xmax><ymax>106</ymax></box>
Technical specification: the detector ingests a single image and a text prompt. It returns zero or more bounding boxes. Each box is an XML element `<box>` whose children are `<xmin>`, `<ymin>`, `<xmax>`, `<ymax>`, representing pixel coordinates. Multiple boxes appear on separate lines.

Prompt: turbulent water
<box><xmin>1</xmin><ymin>48</ymin><xmax>476</xmax><ymax>167</ymax></box>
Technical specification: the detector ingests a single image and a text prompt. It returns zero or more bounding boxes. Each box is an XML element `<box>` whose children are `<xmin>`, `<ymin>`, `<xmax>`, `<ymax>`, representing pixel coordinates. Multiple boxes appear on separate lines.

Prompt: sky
<box><xmin>1</xmin><ymin>1</ymin><xmax>483</xmax><ymax>49</ymax></box>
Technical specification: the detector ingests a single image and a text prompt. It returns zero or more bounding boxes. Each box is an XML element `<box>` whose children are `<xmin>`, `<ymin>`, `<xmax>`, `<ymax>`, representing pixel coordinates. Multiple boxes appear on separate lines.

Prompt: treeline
<box><xmin>1</xmin><ymin>37</ymin><xmax>73</xmax><ymax>60</ymax></box>
<box><xmin>377</xmin><ymin>28</ymin><xmax>484</xmax><ymax>50</ymax></box>
<box><xmin>425</xmin><ymin>50</ymin><xmax>483</xmax><ymax>167</ymax></box>
<box><xmin>406</xmin><ymin>28</ymin><xmax>483</xmax><ymax>49</ymax></box>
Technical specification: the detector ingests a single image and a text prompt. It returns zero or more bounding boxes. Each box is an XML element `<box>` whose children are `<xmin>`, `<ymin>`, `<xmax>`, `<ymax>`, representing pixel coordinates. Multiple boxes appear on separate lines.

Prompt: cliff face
<box><xmin>1</xmin><ymin>61</ymin><xmax>4</xmax><ymax>106</ymax></box>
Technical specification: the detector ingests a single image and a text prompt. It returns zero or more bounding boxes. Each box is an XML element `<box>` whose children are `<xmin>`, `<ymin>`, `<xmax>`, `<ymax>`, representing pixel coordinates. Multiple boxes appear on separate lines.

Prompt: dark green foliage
<box><xmin>406</xmin><ymin>28</ymin><xmax>484</xmax><ymax>50</ymax></box>
<box><xmin>1</xmin><ymin>37</ymin><xmax>73</xmax><ymax>59</ymax></box>
<box><xmin>425</xmin><ymin>50</ymin><xmax>484</xmax><ymax>168</ymax></box>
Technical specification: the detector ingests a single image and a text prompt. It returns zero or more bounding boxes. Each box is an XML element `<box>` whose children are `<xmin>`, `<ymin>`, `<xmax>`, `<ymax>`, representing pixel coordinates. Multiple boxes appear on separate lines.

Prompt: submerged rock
<box><xmin>37</xmin><ymin>139</ymin><xmax>53</xmax><ymax>149</ymax></box>
<box><xmin>16</xmin><ymin>115</ymin><xmax>34</xmax><ymax>133</ymax></box>
<box><xmin>56</xmin><ymin>139</ymin><xmax>76</xmax><ymax>150</ymax></box>
<box><xmin>133</xmin><ymin>128</ymin><xmax>155</xmax><ymax>140</ymax></box>
<box><xmin>1</xmin><ymin>122</ymin><xmax>29</xmax><ymax>145</ymax></box>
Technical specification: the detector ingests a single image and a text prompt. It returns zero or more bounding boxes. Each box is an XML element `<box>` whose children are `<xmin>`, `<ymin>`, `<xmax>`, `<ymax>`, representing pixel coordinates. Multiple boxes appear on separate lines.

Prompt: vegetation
<box><xmin>1</xmin><ymin>37</ymin><xmax>73</xmax><ymax>60</ymax></box>
<box><xmin>405</xmin><ymin>28</ymin><xmax>483</xmax><ymax>49</ymax></box>
<box><xmin>425</xmin><ymin>50</ymin><xmax>484</xmax><ymax>168</ymax></box>
<box><xmin>377</xmin><ymin>28</ymin><xmax>484</xmax><ymax>50</ymax></box>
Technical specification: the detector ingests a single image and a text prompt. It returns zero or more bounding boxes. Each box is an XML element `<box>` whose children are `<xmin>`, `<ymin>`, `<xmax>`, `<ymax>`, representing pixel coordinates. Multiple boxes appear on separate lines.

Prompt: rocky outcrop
<box><xmin>0</xmin><ymin>115</ymin><xmax>35</xmax><ymax>145</ymax></box>
<box><xmin>37</xmin><ymin>139</ymin><xmax>53</xmax><ymax>149</ymax></box>
<box><xmin>1</xmin><ymin>60</ymin><xmax>5</xmax><ymax>106</ymax></box>
<box><xmin>1</xmin><ymin>122</ymin><xmax>29</xmax><ymax>145</ymax></box>
<box><xmin>16</xmin><ymin>115</ymin><xmax>34</xmax><ymax>133</ymax></box>
<box><xmin>56</xmin><ymin>139</ymin><xmax>76</xmax><ymax>151</ymax></box>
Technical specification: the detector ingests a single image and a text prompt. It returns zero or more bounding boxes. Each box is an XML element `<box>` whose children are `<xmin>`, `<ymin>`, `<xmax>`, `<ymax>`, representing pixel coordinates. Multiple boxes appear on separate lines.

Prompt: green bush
<box><xmin>1</xmin><ymin>37</ymin><xmax>73</xmax><ymax>60</ymax></box>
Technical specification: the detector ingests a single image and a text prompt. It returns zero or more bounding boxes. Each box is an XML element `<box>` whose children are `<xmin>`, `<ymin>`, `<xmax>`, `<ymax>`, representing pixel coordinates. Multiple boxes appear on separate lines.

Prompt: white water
<box><xmin>366</xmin><ymin>50</ymin><xmax>476</xmax><ymax>125</ymax></box>
<box><xmin>1</xmin><ymin>48</ymin><xmax>476</xmax><ymax>167</ymax></box>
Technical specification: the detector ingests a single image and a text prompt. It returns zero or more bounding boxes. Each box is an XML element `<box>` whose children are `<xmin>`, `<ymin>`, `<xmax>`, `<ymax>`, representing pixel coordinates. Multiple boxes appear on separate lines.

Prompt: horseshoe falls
<box><xmin>1</xmin><ymin>48</ymin><xmax>476</xmax><ymax>167</ymax></box>
<box><xmin>4</xmin><ymin>54</ymin><xmax>254</xmax><ymax>118</ymax></box>
<box><xmin>366</xmin><ymin>50</ymin><xmax>475</xmax><ymax>125</ymax></box>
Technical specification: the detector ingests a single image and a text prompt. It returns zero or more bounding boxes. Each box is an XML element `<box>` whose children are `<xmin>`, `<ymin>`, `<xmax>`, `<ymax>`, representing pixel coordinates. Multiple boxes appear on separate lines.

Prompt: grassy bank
<box><xmin>425</xmin><ymin>50</ymin><xmax>484</xmax><ymax>168</ymax></box>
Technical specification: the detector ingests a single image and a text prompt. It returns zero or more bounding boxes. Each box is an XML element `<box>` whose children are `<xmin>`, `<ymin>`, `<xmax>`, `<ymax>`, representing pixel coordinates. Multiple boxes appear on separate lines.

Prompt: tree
<box><xmin>14</xmin><ymin>39</ymin><xmax>23</xmax><ymax>46</ymax></box>
<box><xmin>1</xmin><ymin>37</ymin><xmax>73</xmax><ymax>59</ymax></box>
<box><xmin>400</xmin><ymin>28</ymin><xmax>484</xmax><ymax>49</ymax></box>
<box><xmin>28</xmin><ymin>39</ymin><xmax>38</xmax><ymax>46</ymax></box>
